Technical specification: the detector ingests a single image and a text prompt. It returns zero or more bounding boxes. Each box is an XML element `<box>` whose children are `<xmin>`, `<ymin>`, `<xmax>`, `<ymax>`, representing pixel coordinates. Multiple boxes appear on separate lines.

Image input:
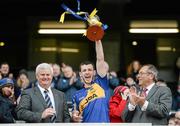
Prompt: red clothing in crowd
<box><xmin>109</xmin><ymin>86</ymin><xmax>128</xmax><ymax>122</ymax></box>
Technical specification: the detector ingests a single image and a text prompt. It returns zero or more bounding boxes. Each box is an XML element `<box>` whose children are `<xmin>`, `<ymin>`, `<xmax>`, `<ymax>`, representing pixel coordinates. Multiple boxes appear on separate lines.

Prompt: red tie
<box><xmin>143</xmin><ymin>88</ymin><xmax>148</xmax><ymax>97</ymax></box>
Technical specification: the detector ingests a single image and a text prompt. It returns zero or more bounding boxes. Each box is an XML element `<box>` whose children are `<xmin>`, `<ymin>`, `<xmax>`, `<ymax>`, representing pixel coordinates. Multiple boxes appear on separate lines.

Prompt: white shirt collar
<box><xmin>37</xmin><ymin>83</ymin><xmax>55</xmax><ymax>109</ymax></box>
<box><xmin>37</xmin><ymin>83</ymin><xmax>52</xmax><ymax>94</ymax></box>
<box><xmin>145</xmin><ymin>82</ymin><xmax>155</xmax><ymax>94</ymax></box>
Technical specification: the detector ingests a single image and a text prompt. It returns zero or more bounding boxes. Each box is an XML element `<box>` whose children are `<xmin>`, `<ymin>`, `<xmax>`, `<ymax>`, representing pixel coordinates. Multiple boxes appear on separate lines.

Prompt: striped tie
<box><xmin>44</xmin><ymin>90</ymin><xmax>56</xmax><ymax>122</ymax></box>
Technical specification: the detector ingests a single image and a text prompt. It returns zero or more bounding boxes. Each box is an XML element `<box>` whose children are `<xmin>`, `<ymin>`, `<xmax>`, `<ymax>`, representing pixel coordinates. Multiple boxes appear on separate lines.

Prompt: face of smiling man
<box><xmin>137</xmin><ymin>65</ymin><xmax>155</xmax><ymax>88</ymax></box>
<box><xmin>79</xmin><ymin>64</ymin><xmax>95</xmax><ymax>86</ymax></box>
<box><xmin>36</xmin><ymin>65</ymin><xmax>53</xmax><ymax>89</ymax></box>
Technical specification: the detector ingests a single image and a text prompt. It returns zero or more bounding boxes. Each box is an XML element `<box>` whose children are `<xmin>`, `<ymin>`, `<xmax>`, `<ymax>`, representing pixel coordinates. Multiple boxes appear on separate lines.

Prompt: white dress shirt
<box><xmin>128</xmin><ymin>83</ymin><xmax>155</xmax><ymax>111</ymax></box>
<box><xmin>38</xmin><ymin>84</ymin><xmax>56</xmax><ymax>109</ymax></box>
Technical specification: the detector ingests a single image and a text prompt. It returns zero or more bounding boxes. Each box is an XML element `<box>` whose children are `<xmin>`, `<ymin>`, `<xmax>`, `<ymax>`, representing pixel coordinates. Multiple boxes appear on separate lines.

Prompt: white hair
<box><xmin>35</xmin><ymin>63</ymin><xmax>53</xmax><ymax>76</ymax></box>
<box><xmin>146</xmin><ymin>64</ymin><xmax>158</xmax><ymax>81</ymax></box>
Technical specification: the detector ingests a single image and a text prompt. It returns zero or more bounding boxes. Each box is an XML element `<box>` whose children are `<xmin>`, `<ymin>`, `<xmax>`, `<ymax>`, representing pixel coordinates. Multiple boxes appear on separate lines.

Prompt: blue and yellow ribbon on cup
<box><xmin>59</xmin><ymin>0</ymin><xmax>108</xmax><ymax>42</ymax></box>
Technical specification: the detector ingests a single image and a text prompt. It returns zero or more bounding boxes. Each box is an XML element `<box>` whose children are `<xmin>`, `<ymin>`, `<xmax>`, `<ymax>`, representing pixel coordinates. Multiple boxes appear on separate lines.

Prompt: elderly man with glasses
<box><xmin>122</xmin><ymin>64</ymin><xmax>172</xmax><ymax>125</ymax></box>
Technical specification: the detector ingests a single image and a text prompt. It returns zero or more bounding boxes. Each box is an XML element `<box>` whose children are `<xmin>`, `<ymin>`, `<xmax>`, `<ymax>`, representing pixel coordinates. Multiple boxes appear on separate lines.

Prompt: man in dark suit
<box><xmin>122</xmin><ymin>64</ymin><xmax>172</xmax><ymax>125</ymax></box>
<box><xmin>16</xmin><ymin>63</ymin><xmax>70</xmax><ymax>123</ymax></box>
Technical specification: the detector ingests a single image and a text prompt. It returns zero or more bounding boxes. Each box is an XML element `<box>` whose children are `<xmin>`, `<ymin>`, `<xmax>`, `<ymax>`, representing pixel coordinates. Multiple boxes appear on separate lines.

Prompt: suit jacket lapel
<box><xmin>146</xmin><ymin>84</ymin><xmax>158</xmax><ymax>100</ymax></box>
<box><xmin>51</xmin><ymin>88</ymin><xmax>59</xmax><ymax>114</ymax></box>
<box><xmin>34</xmin><ymin>86</ymin><xmax>47</xmax><ymax>108</ymax></box>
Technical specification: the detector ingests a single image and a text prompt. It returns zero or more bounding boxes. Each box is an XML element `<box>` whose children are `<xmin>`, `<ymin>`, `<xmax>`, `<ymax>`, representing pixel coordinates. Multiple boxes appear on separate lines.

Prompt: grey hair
<box><xmin>146</xmin><ymin>64</ymin><xmax>158</xmax><ymax>81</ymax></box>
<box><xmin>64</xmin><ymin>65</ymin><xmax>73</xmax><ymax>70</ymax></box>
<box><xmin>35</xmin><ymin>63</ymin><xmax>53</xmax><ymax>76</ymax></box>
<box><xmin>52</xmin><ymin>63</ymin><xmax>60</xmax><ymax>69</ymax></box>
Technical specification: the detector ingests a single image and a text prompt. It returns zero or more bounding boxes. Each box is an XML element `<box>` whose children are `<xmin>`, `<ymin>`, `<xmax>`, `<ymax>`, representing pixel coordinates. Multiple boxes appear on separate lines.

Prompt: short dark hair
<box><xmin>19</xmin><ymin>69</ymin><xmax>28</xmax><ymax>78</ymax></box>
<box><xmin>79</xmin><ymin>61</ymin><xmax>94</xmax><ymax>70</ymax></box>
<box><xmin>0</xmin><ymin>62</ymin><xmax>9</xmax><ymax>68</ymax></box>
<box><xmin>168</xmin><ymin>112</ymin><xmax>176</xmax><ymax>121</ymax></box>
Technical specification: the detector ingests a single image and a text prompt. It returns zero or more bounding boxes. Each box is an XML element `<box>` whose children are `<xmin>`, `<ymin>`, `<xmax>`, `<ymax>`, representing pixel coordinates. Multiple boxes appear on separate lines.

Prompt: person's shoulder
<box><xmin>0</xmin><ymin>94</ymin><xmax>5</xmax><ymax>101</ymax></box>
<box><xmin>94</xmin><ymin>74</ymin><xmax>108</xmax><ymax>84</ymax></box>
<box><xmin>155</xmin><ymin>84</ymin><xmax>172</xmax><ymax>93</ymax></box>
<box><xmin>72</xmin><ymin>88</ymin><xmax>85</xmax><ymax>97</ymax></box>
<box><xmin>156</xmin><ymin>84</ymin><xmax>170</xmax><ymax>89</ymax></box>
<box><xmin>110</xmin><ymin>95</ymin><xmax>121</xmax><ymax>102</ymax></box>
<box><xmin>24</xmin><ymin>85</ymin><xmax>40</xmax><ymax>92</ymax></box>
<box><xmin>52</xmin><ymin>88</ymin><xmax>64</xmax><ymax>95</ymax></box>
<box><xmin>75</xmin><ymin>88</ymin><xmax>85</xmax><ymax>93</ymax></box>
<box><xmin>20</xmin><ymin>88</ymin><xmax>34</xmax><ymax>97</ymax></box>
<box><xmin>96</xmin><ymin>74</ymin><xmax>107</xmax><ymax>79</ymax></box>
<box><xmin>23</xmin><ymin>87</ymin><xmax>33</xmax><ymax>93</ymax></box>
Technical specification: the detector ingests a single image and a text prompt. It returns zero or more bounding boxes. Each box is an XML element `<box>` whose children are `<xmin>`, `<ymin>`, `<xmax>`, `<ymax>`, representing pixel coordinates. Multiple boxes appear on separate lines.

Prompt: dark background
<box><xmin>0</xmin><ymin>0</ymin><xmax>180</xmax><ymax>78</ymax></box>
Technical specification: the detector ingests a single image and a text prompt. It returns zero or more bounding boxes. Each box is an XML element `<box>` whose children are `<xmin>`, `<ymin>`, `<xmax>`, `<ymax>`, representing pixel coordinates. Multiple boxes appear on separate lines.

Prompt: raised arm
<box><xmin>95</xmin><ymin>40</ymin><xmax>108</xmax><ymax>77</ymax></box>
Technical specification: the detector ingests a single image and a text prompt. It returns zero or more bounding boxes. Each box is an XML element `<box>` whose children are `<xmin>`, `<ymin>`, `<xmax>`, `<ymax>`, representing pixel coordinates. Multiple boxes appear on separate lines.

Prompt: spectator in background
<box><xmin>16</xmin><ymin>63</ymin><xmax>70</xmax><ymax>123</ymax></box>
<box><xmin>17</xmin><ymin>69</ymin><xmax>30</xmax><ymax>90</ymax></box>
<box><xmin>0</xmin><ymin>72</ymin><xmax>2</xmax><ymax>80</ymax></box>
<box><xmin>168</xmin><ymin>113</ymin><xmax>176</xmax><ymax>126</ymax></box>
<box><xmin>56</xmin><ymin>65</ymin><xmax>83</xmax><ymax>106</ymax></box>
<box><xmin>0</xmin><ymin>62</ymin><xmax>16</xmax><ymax>84</ymax></box>
<box><xmin>0</xmin><ymin>78</ymin><xmax>17</xmax><ymax>123</ymax></box>
<box><xmin>156</xmin><ymin>79</ymin><xmax>167</xmax><ymax>87</ymax></box>
<box><xmin>108</xmin><ymin>71</ymin><xmax>119</xmax><ymax>97</ymax></box>
<box><xmin>8</xmin><ymin>73</ymin><xmax>14</xmax><ymax>80</ymax></box>
<box><xmin>175</xmin><ymin>111</ymin><xmax>180</xmax><ymax>125</ymax></box>
<box><xmin>172</xmin><ymin>84</ymin><xmax>180</xmax><ymax>111</ymax></box>
<box><xmin>61</xmin><ymin>62</ymin><xmax>67</xmax><ymax>73</ymax></box>
<box><xmin>51</xmin><ymin>63</ymin><xmax>62</xmax><ymax>88</ymax></box>
<box><xmin>125</xmin><ymin>76</ymin><xmax>136</xmax><ymax>87</ymax></box>
<box><xmin>125</xmin><ymin>76</ymin><xmax>140</xmax><ymax>92</ymax></box>
<box><xmin>168</xmin><ymin>111</ymin><xmax>180</xmax><ymax>126</ymax></box>
<box><xmin>105</xmin><ymin>62</ymin><xmax>119</xmax><ymax>97</ymax></box>
<box><xmin>15</xmin><ymin>69</ymin><xmax>30</xmax><ymax>104</ymax></box>
<box><xmin>172</xmin><ymin>56</ymin><xmax>180</xmax><ymax>110</ymax></box>
<box><xmin>127</xmin><ymin>60</ymin><xmax>142</xmax><ymax>83</ymax></box>
<box><xmin>0</xmin><ymin>62</ymin><xmax>10</xmax><ymax>78</ymax></box>
<box><xmin>109</xmin><ymin>86</ymin><xmax>129</xmax><ymax>122</ymax></box>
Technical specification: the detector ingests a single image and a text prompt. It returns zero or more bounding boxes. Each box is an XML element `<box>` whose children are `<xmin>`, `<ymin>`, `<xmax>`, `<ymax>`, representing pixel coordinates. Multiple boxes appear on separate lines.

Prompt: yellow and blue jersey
<box><xmin>72</xmin><ymin>75</ymin><xmax>110</xmax><ymax>122</ymax></box>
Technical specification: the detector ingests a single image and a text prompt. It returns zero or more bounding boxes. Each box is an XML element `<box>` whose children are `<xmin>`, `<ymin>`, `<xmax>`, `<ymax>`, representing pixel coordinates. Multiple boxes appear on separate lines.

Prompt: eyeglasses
<box><xmin>137</xmin><ymin>72</ymin><xmax>151</xmax><ymax>76</ymax></box>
